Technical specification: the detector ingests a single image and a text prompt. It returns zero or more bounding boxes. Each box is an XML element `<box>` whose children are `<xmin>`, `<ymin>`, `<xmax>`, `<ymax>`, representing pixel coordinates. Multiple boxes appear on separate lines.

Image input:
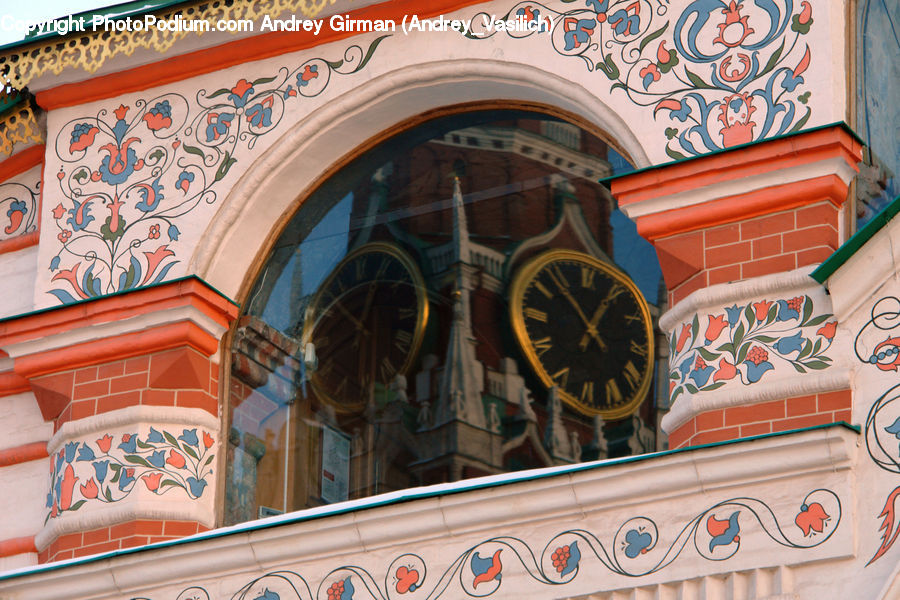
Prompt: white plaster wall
<box><xmin>0</xmin><ymin>460</ymin><xmax>51</xmax><ymax>540</ymax></box>
<box><xmin>0</xmin><ymin>391</ymin><xmax>52</xmax><ymax>449</ymax></box>
<box><xmin>32</xmin><ymin>0</ymin><xmax>847</xmax><ymax>309</ymax></box>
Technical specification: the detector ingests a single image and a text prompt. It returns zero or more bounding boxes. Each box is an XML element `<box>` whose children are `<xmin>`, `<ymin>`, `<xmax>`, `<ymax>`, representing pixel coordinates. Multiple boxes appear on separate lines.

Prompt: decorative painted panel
<box><xmin>46</xmin><ymin>427</ymin><xmax>216</xmax><ymax>522</ymax></box>
<box><xmin>45</xmin><ymin>37</ymin><xmax>387</xmax><ymax>304</ymax></box>
<box><xmin>855</xmin><ymin>296</ymin><xmax>900</xmax><ymax>566</ymax></box>
<box><xmin>131</xmin><ymin>488</ymin><xmax>840</xmax><ymax>599</ymax></box>
<box><xmin>468</xmin><ymin>0</ymin><xmax>818</xmax><ymax>159</ymax></box>
<box><xmin>0</xmin><ymin>164</ymin><xmax>40</xmax><ymax>245</ymax></box>
<box><xmin>667</xmin><ymin>294</ymin><xmax>834</xmax><ymax>404</ymax></box>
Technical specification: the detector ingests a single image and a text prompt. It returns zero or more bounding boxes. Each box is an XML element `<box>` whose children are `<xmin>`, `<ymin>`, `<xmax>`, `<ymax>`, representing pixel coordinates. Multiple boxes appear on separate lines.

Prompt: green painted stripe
<box><xmin>0</xmin><ymin>274</ymin><xmax>239</xmax><ymax>326</ymax></box>
<box><xmin>600</xmin><ymin>121</ymin><xmax>865</xmax><ymax>186</ymax></box>
<box><xmin>0</xmin><ymin>0</ymin><xmax>192</xmax><ymax>51</ymax></box>
<box><xmin>0</xmin><ymin>421</ymin><xmax>858</xmax><ymax>582</ymax></box>
<box><xmin>811</xmin><ymin>193</ymin><xmax>900</xmax><ymax>283</ymax></box>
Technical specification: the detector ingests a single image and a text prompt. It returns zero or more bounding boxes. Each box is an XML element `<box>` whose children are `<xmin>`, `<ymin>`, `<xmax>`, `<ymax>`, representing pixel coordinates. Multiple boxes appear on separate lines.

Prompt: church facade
<box><xmin>0</xmin><ymin>0</ymin><xmax>898</xmax><ymax>598</ymax></box>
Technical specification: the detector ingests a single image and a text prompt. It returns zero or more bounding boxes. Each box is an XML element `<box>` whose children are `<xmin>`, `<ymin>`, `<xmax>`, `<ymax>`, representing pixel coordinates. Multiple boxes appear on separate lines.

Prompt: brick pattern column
<box><xmin>0</xmin><ymin>277</ymin><xmax>237</xmax><ymax>563</ymax></box>
<box><xmin>610</xmin><ymin>126</ymin><xmax>862</xmax><ymax>449</ymax></box>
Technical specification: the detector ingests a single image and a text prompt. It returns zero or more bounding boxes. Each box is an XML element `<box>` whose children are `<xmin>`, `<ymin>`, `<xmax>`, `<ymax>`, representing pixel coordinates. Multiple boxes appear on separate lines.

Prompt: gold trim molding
<box><xmin>0</xmin><ymin>0</ymin><xmax>340</xmax><ymax>91</ymax></box>
<box><xmin>0</xmin><ymin>100</ymin><xmax>44</xmax><ymax>158</ymax></box>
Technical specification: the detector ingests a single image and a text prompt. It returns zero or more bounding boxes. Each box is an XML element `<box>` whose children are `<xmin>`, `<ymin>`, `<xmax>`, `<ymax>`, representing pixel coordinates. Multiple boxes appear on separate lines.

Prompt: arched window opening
<box><xmin>225</xmin><ymin>108</ymin><xmax>664</xmax><ymax>524</ymax></box>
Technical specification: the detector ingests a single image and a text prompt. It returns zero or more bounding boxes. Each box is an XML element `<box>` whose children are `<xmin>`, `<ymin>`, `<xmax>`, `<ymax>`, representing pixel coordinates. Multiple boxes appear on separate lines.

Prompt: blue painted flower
<box><xmin>678</xmin><ymin>356</ymin><xmax>693</xmax><ymax>379</ymax></box>
<box><xmin>187</xmin><ymin>476</ymin><xmax>207</xmax><ymax>498</ymax></box>
<box><xmin>586</xmin><ymin>0</ymin><xmax>609</xmax><ymax>11</ymax></box>
<box><xmin>167</xmin><ymin>224</ymin><xmax>180</xmax><ymax>241</ymax></box>
<box><xmin>69</xmin><ymin>122</ymin><xmax>99</xmax><ymax>152</ymax></box>
<box><xmin>689</xmin><ymin>357</ymin><xmax>716</xmax><ymax>388</ymax></box>
<box><xmin>743</xmin><ymin>348</ymin><xmax>774</xmax><ymax>383</ymax></box>
<box><xmin>176</xmin><ymin>171</ymin><xmax>194</xmax><ymax>193</ymax></box>
<box><xmin>246</xmin><ymin>100</ymin><xmax>273</xmax><ymax>128</ymax></box>
<box><xmin>563</xmin><ymin>18</ymin><xmax>596</xmax><ymax>51</ymax></box>
<box><xmin>776</xmin><ymin>297</ymin><xmax>804</xmax><ymax>322</ymax></box>
<box><xmin>77</xmin><ymin>443</ymin><xmax>95</xmax><ymax>462</ymax></box>
<box><xmin>179</xmin><ymin>428</ymin><xmax>199</xmax><ymax>447</ymax></box>
<box><xmin>142</xmin><ymin>100</ymin><xmax>173</xmax><ymax>131</ymax></box>
<box><xmin>46</xmin><ymin>492</ymin><xmax>54</xmax><ymax>508</ymax></box>
<box><xmin>227</xmin><ymin>79</ymin><xmax>254</xmax><ymax>107</ymax></box>
<box><xmin>98</xmin><ymin>142</ymin><xmax>140</xmax><ymax>185</ymax></box>
<box><xmin>135</xmin><ymin>177</ymin><xmax>165</xmax><ymax>212</ymax></box>
<box><xmin>886</xmin><ymin>417</ymin><xmax>900</xmax><ymax>438</ymax></box>
<box><xmin>118</xmin><ymin>433</ymin><xmax>138</xmax><ymax>454</ymax></box>
<box><xmin>147</xmin><ymin>450</ymin><xmax>166</xmax><ymax>468</ymax></box>
<box><xmin>118</xmin><ymin>468</ymin><xmax>136</xmax><ymax>491</ymax></box>
<box><xmin>147</xmin><ymin>427</ymin><xmax>164</xmax><ymax>443</ymax></box>
<box><xmin>624</xmin><ymin>529</ymin><xmax>653</xmax><ymax>558</ymax></box>
<box><xmin>724</xmin><ymin>304</ymin><xmax>741</xmax><ymax>327</ymax></box>
<box><xmin>94</xmin><ymin>460</ymin><xmax>109</xmax><ymax>483</ymax></box>
<box><xmin>609</xmin><ymin>8</ymin><xmax>640</xmax><ymax>35</ymax></box>
<box><xmin>66</xmin><ymin>199</ymin><xmax>95</xmax><ymax>231</ymax></box>
<box><xmin>64</xmin><ymin>441</ymin><xmax>79</xmax><ymax>463</ymax></box>
<box><xmin>205</xmin><ymin>112</ymin><xmax>235</xmax><ymax>142</ymax></box>
<box><xmin>774</xmin><ymin>332</ymin><xmax>805</xmax><ymax>355</ymax></box>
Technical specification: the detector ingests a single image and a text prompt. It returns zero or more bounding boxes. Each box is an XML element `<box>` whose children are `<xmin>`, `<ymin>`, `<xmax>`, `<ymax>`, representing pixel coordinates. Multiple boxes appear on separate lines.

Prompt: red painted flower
<box><xmin>80</xmin><ymin>478</ymin><xmax>99</xmax><ymax>499</ymax></box>
<box><xmin>167</xmin><ymin>449</ymin><xmax>186</xmax><ymax>469</ymax></box>
<box><xmin>551</xmin><ymin>544</ymin><xmax>571</xmax><ymax>573</ymax></box>
<box><xmin>203</xmin><ymin>431</ymin><xmax>214</xmax><ymax>449</ymax></box>
<box><xmin>753</xmin><ymin>300</ymin><xmax>773</xmax><ymax>321</ymax></box>
<box><xmin>795</xmin><ymin>502</ymin><xmax>829</xmax><ymax>536</ymax></box>
<box><xmin>705</xmin><ymin>314</ymin><xmax>728</xmax><ymax>342</ymax></box>
<box><xmin>713</xmin><ymin>357</ymin><xmax>738</xmax><ymax>382</ymax></box>
<box><xmin>141</xmin><ymin>472</ymin><xmax>163</xmax><ymax>492</ymax></box>
<box><xmin>59</xmin><ymin>464</ymin><xmax>78</xmax><ymax>510</ymax></box>
<box><xmin>148</xmin><ymin>224</ymin><xmax>160</xmax><ymax>239</ymax></box>
<box><xmin>718</xmin><ymin>93</ymin><xmax>757</xmax><ymax>148</ymax></box>
<box><xmin>113</xmin><ymin>104</ymin><xmax>129</xmax><ymax>121</ymax></box>
<box><xmin>817</xmin><ymin>321</ymin><xmax>837</xmax><ymax>340</ymax></box>
<box><xmin>57</xmin><ymin>229</ymin><xmax>72</xmax><ymax>243</ymax></box>
<box><xmin>713</xmin><ymin>1</ymin><xmax>755</xmax><ymax>48</ymax></box>
<box><xmin>746</xmin><ymin>346</ymin><xmax>769</xmax><ymax>366</ymax></box>
<box><xmin>96</xmin><ymin>434</ymin><xmax>113</xmax><ymax>454</ymax></box>
<box><xmin>675</xmin><ymin>322</ymin><xmax>692</xmax><ymax>353</ymax></box>
<box><xmin>52</xmin><ymin>203</ymin><xmax>67</xmax><ymax>220</ymax></box>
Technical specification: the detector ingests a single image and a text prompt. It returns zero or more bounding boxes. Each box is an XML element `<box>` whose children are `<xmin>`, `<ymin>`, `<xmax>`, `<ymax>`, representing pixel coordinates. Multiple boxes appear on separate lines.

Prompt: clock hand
<box><xmin>359</xmin><ymin>281</ymin><xmax>377</xmax><ymax>323</ymax></box>
<box><xmin>333</xmin><ymin>300</ymin><xmax>370</xmax><ymax>335</ymax></box>
<box><xmin>579</xmin><ymin>298</ymin><xmax>611</xmax><ymax>351</ymax></box>
<box><xmin>579</xmin><ymin>285</ymin><xmax>627</xmax><ymax>351</ymax></box>
<box><xmin>546</xmin><ymin>269</ymin><xmax>606</xmax><ymax>350</ymax></box>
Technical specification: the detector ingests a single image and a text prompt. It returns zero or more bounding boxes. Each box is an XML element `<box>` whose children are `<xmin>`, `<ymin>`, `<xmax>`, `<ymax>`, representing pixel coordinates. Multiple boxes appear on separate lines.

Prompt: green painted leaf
<box><xmin>164</xmin><ymin>431</ymin><xmax>179</xmax><ymax>446</ymax></box>
<box><xmin>716</xmin><ymin>343</ymin><xmax>735</xmax><ymax>354</ymax></box>
<box><xmin>759</xmin><ymin>40</ymin><xmax>785</xmax><ymax>78</ymax></box>
<box><xmin>69</xmin><ymin>500</ymin><xmax>87</xmax><ymax>511</ymax></box>
<box><xmin>672</xmin><ymin>387</ymin><xmax>684</xmax><ymax>402</ymax></box>
<box><xmin>160</xmin><ymin>479</ymin><xmax>181</xmax><ymax>488</ymax></box>
<box><xmin>252</xmin><ymin>76</ymin><xmax>276</xmax><ymax>85</ymax></box>
<box><xmin>665</xmin><ymin>145</ymin><xmax>687</xmax><ymax>160</ymax></box>
<box><xmin>702</xmin><ymin>382</ymin><xmax>726</xmax><ymax>392</ymax></box>
<box><xmin>691</xmin><ymin>314</ymin><xmax>700</xmax><ymax>342</ymax></box>
<box><xmin>73</xmin><ymin>168</ymin><xmax>89</xmax><ymax>183</ymax></box>
<box><xmin>204</xmin><ymin>454</ymin><xmax>215</xmax><ymax>467</ymax></box>
<box><xmin>744</xmin><ymin>304</ymin><xmax>755</xmax><ymax>326</ymax></box>
<box><xmin>813</xmin><ymin>338</ymin><xmax>822</xmax><ymax>356</ymax></box>
<box><xmin>104</xmin><ymin>487</ymin><xmax>113</xmax><ymax>501</ymax></box>
<box><xmin>215</xmin><ymin>152</ymin><xmax>237</xmax><ymax>182</ymax></box>
<box><xmin>697</xmin><ymin>347</ymin><xmax>720</xmax><ymax>361</ymax></box>
<box><xmin>639</xmin><ymin>22</ymin><xmax>668</xmax><ymax>53</ymax></box>
<box><xmin>125</xmin><ymin>455</ymin><xmax>151</xmax><ymax>467</ymax></box>
<box><xmin>804</xmin><ymin>360</ymin><xmax>830</xmax><ymax>370</ymax></box>
<box><xmin>182</xmin><ymin>144</ymin><xmax>207</xmax><ymax>159</ymax></box>
<box><xmin>353</xmin><ymin>34</ymin><xmax>391</xmax><ymax>73</ymax></box>
<box><xmin>767</xmin><ymin>304</ymin><xmax>778</xmax><ymax>324</ymax></box>
<box><xmin>736</xmin><ymin>342</ymin><xmax>751</xmax><ymax>364</ymax></box>
<box><xmin>684</xmin><ymin>68</ymin><xmax>713</xmax><ymax>89</ymax></box>
<box><xmin>685</xmin><ymin>383</ymin><xmax>699</xmax><ymax>394</ymax></box>
<box><xmin>801</xmin><ymin>295</ymin><xmax>813</xmax><ymax>324</ymax></box>
<box><xmin>596</xmin><ymin>54</ymin><xmax>620</xmax><ymax>80</ymax></box>
<box><xmin>789</xmin><ymin>108</ymin><xmax>812</xmax><ymax>133</ymax></box>
<box><xmin>792</xmin><ymin>362</ymin><xmax>807</xmax><ymax>373</ymax></box>
<box><xmin>733</xmin><ymin>322</ymin><xmax>746</xmax><ymax>349</ymax></box>
<box><xmin>806</xmin><ymin>314</ymin><xmax>830</xmax><ymax>327</ymax></box>
<box><xmin>182</xmin><ymin>445</ymin><xmax>199</xmax><ymax>460</ymax></box>
<box><xmin>136</xmin><ymin>439</ymin><xmax>152</xmax><ymax>449</ymax></box>
<box><xmin>205</xmin><ymin>88</ymin><xmax>232</xmax><ymax>99</ymax></box>
<box><xmin>753</xmin><ymin>335</ymin><xmax>778</xmax><ymax>343</ymax></box>
<box><xmin>797</xmin><ymin>340</ymin><xmax>813</xmax><ymax>360</ymax></box>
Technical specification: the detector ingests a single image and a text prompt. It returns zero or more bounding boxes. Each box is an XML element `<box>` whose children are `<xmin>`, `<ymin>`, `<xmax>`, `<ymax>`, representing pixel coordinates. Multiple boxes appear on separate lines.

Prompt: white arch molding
<box><xmin>190</xmin><ymin>58</ymin><xmax>650</xmax><ymax>301</ymax></box>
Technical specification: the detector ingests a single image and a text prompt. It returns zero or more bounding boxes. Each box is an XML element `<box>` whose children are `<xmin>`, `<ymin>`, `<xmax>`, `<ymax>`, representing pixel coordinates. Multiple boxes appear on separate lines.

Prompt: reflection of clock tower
<box><xmin>228</xmin><ymin>113</ymin><xmax>661</xmax><ymax>518</ymax></box>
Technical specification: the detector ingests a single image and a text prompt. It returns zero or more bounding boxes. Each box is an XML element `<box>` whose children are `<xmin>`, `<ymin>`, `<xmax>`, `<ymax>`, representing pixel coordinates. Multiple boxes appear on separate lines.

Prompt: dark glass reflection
<box><xmin>226</xmin><ymin>110</ymin><xmax>663</xmax><ymax>524</ymax></box>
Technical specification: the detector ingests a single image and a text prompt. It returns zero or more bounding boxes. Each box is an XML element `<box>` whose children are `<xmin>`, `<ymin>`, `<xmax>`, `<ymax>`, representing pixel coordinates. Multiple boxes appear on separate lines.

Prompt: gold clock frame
<box><xmin>509</xmin><ymin>249</ymin><xmax>654</xmax><ymax>419</ymax></box>
<box><xmin>301</xmin><ymin>241</ymin><xmax>429</xmax><ymax>413</ymax></box>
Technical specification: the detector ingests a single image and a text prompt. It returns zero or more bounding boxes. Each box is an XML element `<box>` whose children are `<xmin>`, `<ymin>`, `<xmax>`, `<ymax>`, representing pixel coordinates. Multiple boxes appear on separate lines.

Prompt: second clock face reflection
<box><xmin>303</xmin><ymin>243</ymin><xmax>428</xmax><ymax>412</ymax></box>
<box><xmin>512</xmin><ymin>251</ymin><xmax>653</xmax><ymax>418</ymax></box>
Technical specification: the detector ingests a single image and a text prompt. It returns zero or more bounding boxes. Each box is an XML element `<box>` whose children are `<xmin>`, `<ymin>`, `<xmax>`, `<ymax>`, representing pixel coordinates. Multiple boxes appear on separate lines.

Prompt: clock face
<box><xmin>510</xmin><ymin>250</ymin><xmax>654</xmax><ymax>419</ymax></box>
<box><xmin>302</xmin><ymin>242</ymin><xmax>428</xmax><ymax>412</ymax></box>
